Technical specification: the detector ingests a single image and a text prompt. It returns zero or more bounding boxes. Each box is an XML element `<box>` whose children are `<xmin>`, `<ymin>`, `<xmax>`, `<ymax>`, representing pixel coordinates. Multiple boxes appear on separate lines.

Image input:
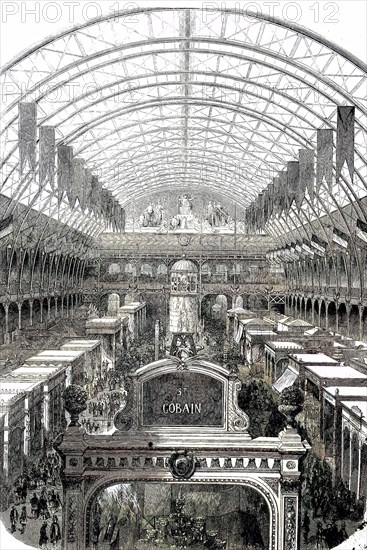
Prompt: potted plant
<box><xmin>64</xmin><ymin>385</ymin><xmax>88</xmax><ymax>426</ymax></box>
<box><xmin>278</xmin><ymin>386</ymin><xmax>304</xmax><ymax>427</ymax></box>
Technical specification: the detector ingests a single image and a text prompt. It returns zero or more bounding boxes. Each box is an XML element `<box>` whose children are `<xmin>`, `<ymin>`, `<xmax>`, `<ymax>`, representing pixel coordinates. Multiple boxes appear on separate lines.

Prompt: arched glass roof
<box><xmin>1</xmin><ymin>7</ymin><xmax>366</xmax><ymax>236</ymax></box>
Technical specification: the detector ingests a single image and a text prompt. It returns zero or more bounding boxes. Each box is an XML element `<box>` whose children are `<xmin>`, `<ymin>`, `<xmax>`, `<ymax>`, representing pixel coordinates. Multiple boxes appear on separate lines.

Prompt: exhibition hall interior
<box><xmin>0</xmin><ymin>6</ymin><xmax>366</xmax><ymax>550</ymax></box>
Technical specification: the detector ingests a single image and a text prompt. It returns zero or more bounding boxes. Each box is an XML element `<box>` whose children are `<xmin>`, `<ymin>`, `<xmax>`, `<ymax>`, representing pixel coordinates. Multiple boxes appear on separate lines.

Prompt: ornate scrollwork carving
<box><xmin>114</xmin><ymin>375</ymin><xmax>135</xmax><ymax>431</ymax></box>
<box><xmin>228</xmin><ymin>377</ymin><xmax>249</xmax><ymax>432</ymax></box>
<box><xmin>67</xmin><ymin>496</ymin><xmax>77</xmax><ymax>543</ymax></box>
<box><xmin>284</xmin><ymin>497</ymin><xmax>297</xmax><ymax>550</ymax></box>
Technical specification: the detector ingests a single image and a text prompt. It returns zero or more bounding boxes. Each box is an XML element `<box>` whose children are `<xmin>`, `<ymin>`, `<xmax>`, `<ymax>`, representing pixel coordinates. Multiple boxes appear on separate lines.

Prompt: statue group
<box><xmin>140</xmin><ymin>202</ymin><xmax>164</xmax><ymax>228</ymax></box>
<box><xmin>170</xmin><ymin>194</ymin><xmax>195</xmax><ymax>230</ymax></box>
<box><xmin>206</xmin><ymin>201</ymin><xmax>230</xmax><ymax>227</ymax></box>
<box><xmin>139</xmin><ymin>195</ymin><xmax>232</xmax><ymax>232</ymax></box>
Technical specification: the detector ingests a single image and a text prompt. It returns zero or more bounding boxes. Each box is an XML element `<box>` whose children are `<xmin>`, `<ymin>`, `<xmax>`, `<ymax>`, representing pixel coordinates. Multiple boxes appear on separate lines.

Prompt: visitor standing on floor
<box><xmin>50</xmin><ymin>515</ymin><xmax>61</xmax><ymax>547</ymax></box>
<box><xmin>39</xmin><ymin>521</ymin><xmax>49</xmax><ymax>549</ymax></box>
<box><xmin>10</xmin><ymin>505</ymin><xmax>18</xmax><ymax>533</ymax></box>
<box><xmin>19</xmin><ymin>505</ymin><xmax>27</xmax><ymax>534</ymax></box>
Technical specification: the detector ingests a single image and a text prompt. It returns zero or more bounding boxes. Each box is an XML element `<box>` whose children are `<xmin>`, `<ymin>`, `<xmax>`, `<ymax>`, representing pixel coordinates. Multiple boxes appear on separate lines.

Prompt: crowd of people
<box><xmin>302</xmin><ymin>511</ymin><xmax>350</xmax><ymax>548</ymax></box>
<box><xmin>315</xmin><ymin>519</ymin><xmax>349</xmax><ymax>548</ymax></box>
<box><xmin>80</xmin><ymin>366</ymin><xmax>127</xmax><ymax>432</ymax></box>
<box><xmin>84</xmin><ymin>360</ymin><xmax>111</xmax><ymax>398</ymax></box>
<box><xmin>8</xmin><ymin>450</ymin><xmax>63</xmax><ymax>548</ymax></box>
<box><xmin>86</xmin><ymin>390</ymin><xmax>126</xmax><ymax>424</ymax></box>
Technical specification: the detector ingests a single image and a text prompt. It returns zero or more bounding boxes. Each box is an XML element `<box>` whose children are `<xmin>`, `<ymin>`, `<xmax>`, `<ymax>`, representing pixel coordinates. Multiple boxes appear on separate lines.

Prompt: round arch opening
<box><xmin>86</xmin><ymin>480</ymin><xmax>272</xmax><ymax>550</ymax></box>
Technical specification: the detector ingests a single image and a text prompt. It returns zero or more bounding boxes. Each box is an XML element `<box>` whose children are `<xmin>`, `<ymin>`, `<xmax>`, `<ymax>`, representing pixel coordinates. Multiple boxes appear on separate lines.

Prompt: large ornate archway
<box><xmin>57</xmin><ymin>358</ymin><xmax>307</xmax><ymax>549</ymax></box>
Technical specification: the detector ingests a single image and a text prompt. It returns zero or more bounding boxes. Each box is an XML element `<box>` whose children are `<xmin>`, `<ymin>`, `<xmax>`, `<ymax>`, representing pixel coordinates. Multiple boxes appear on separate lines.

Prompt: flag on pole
<box><xmin>39</xmin><ymin>126</ymin><xmax>55</xmax><ymax>189</ymax></box>
<box><xmin>19</xmin><ymin>102</ymin><xmax>37</xmax><ymax>174</ymax></box>
<box><xmin>299</xmin><ymin>149</ymin><xmax>314</xmax><ymax>202</ymax></box>
<box><xmin>336</xmin><ymin>106</ymin><xmax>355</xmax><ymax>183</ymax></box>
<box><xmin>317</xmin><ymin>129</ymin><xmax>333</xmax><ymax>193</ymax></box>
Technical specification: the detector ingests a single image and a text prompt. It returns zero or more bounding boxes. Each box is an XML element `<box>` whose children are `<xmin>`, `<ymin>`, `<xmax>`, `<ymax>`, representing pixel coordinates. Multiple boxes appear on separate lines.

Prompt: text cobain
<box><xmin>162</xmin><ymin>402</ymin><xmax>202</xmax><ymax>414</ymax></box>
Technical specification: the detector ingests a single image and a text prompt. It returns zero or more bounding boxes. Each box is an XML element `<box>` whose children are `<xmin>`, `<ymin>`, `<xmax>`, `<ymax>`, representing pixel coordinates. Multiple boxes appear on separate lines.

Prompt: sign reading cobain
<box><xmin>142</xmin><ymin>372</ymin><xmax>224</xmax><ymax>427</ymax></box>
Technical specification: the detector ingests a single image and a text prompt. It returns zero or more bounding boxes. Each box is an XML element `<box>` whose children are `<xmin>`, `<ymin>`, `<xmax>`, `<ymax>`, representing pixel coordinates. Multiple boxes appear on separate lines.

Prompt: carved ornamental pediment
<box><xmin>114</xmin><ymin>358</ymin><xmax>250</xmax><ymax>438</ymax></box>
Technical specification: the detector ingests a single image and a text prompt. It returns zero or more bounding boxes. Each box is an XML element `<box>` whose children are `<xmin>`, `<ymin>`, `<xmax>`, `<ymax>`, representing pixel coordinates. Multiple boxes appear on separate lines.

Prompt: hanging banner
<box><xmin>332</xmin><ymin>227</ymin><xmax>349</xmax><ymax>249</ymax></box>
<box><xmin>57</xmin><ymin>145</ymin><xmax>73</xmax><ymax>205</ymax></box>
<box><xmin>19</xmin><ymin>102</ymin><xmax>37</xmax><ymax>174</ymax></box>
<box><xmin>267</xmin><ymin>183</ymin><xmax>274</xmax><ymax>217</ymax></box>
<box><xmin>317</xmin><ymin>129</ymin><xmax>333</xmax><ymax>193</ymax></box>
<box><xmin>72</xmin><ymin>158</ymin><xmax>85</xmax><ymax>208</ymax></box>
<box><xmin>273</xmin><ymin>177</ymin><xmax>281</xmax><ymax>215</ymax></box>
<box><xmin>39</xmin><ymin>126</ymin><xmax>55</xmax><ymax>189</ymax></box>
<box><xmin>279</xmin><ymin>171</ymin><xmax>288</xmax><ymax>213</ymax></box>
<box><xmin>290</xmin><ymin>242</ymin><xmax>299</xmax><ymax>260</ymax></box>
<box><xmin>336</xmin><ymin>106</ymin><xmax>355</xmax><ymax>183</ymax></box>
<box><xmin>262</xmin><ymin>189</ymin><xmax>268</xmax><ymax>226</ymax></box>
<box><xmin>288</xmin><ymin>161</ymin><xmax>300</xmax><ymax>210</ymax></box>
<box><xmin>295</xmin><ymin>241</ymin><xmax>303</xmax><ymax>255</ymax></box>
<box><xmin>90</xmin><ymin>175</ymin><xmax>101</xmax><ymax>217</ymax></box>
<box><xmin>356</xmin><ymin>219</ymin><xmax>367</xmax><ymax>244</ymax></box>
<box><xmin>302</xmin><ymin>240</ymin><xmax>314</xmax><ymax>256</ymax></box>
<box><xmin>257</xmin><ymin>193</ymin><xmax>264</xmax><ymax>229</ymax></box>
<box><xmin>0</xmin><ymin>215</ymin><xmax>14</xmax><ymax>240</ymax></box>
<box><xmin>299</xmin><ymin>149</ymin><xmax>314</xmax><ymax>202</ymax></box>
<box><xmin>82</xmin><ymin>168</ymin><xmax>92</xmax><ymax>212</ymax></box>
<box><xmin>311</xmin><ymin>234</ymin><xmax>327</xmax><ymax>255</ymax></box>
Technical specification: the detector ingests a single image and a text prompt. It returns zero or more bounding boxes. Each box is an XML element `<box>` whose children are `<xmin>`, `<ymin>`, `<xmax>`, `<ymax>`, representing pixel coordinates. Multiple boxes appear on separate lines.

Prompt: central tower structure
<box><xmin>169</xmin><ymin>259</ymin><xmax>198</xmax><ymax>336</ymax></box>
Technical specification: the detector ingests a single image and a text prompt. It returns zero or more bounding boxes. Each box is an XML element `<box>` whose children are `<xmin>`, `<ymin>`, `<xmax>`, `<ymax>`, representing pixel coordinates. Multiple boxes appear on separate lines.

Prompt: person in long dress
<box><xmin>39</xmin><ymin>521</ymin><xmax>49</xmax><ymax>549</ymax></box>
<box><xmin>50</xmin><ymin>515</ymin><xmax>61</xmax><ymax>547</ymax></box>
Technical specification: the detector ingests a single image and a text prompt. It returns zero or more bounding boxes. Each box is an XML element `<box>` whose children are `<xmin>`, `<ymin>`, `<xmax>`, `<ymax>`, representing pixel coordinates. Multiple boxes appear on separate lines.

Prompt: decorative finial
<box><xmin>64</xmin><ymin>385</ymin><xmax>88</xmax><ymax>427</ymax></box>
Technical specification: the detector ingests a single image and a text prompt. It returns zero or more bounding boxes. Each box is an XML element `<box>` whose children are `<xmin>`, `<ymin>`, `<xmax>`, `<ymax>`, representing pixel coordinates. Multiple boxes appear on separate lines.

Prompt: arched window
<box><xmin>140</xmin><ymin>263</ymin><xmax>153</xmax><ymax>277</ymax></box>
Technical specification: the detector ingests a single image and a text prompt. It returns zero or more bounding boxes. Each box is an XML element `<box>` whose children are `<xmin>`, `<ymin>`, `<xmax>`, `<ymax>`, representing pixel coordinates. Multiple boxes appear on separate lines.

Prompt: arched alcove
<box><xmin>140</xmin><ymin>263</ymin><xmax>153</xmax><ymax>279</ymax></box>
<box><xmin>86</xmin><ymin>480</ymin><xmax>272</xmax><ymax>550</ymax></box>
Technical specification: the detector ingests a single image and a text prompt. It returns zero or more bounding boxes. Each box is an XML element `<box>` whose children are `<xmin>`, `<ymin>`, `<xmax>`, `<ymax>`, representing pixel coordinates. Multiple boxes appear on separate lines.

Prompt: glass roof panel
<box><xmin>0</xmin><ymin>7</ymin><xmax>366</xmax><ymax>235</ymax></box>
